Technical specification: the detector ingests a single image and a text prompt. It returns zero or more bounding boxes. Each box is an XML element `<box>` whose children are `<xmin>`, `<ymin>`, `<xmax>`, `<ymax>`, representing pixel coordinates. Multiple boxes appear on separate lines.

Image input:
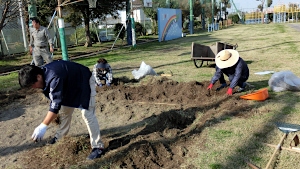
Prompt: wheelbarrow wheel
<box><xmin>194</xmin><ymin>59</ymin><xmax>204</xmax><ymax>68</ymax></box>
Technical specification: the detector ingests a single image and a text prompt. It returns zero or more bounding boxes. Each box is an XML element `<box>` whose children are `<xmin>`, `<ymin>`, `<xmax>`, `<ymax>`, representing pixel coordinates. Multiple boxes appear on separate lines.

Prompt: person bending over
<box><xmin>19</xmin><ymin>60</ymin><xmax>105</xmax><ymax>160</ymax></box>
<box><xmin>207</xmin><ymin>49</ymin><xmax>249</xmax><ymax>95</ymax></box>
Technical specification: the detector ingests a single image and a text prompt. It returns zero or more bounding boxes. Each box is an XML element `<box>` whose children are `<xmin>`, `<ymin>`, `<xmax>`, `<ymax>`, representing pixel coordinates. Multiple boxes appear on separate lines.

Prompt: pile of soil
<box><xmin>1</xmin><ymin>77</ymin><xmax>254</xmax><ymax>168</ymax></box>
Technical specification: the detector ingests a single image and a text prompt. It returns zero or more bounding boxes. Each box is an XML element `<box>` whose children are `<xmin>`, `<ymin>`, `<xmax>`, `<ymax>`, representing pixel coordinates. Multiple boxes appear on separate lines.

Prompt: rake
<box><xmin>245</xmin><ymin>122</ymin><xmax>300</xmax><ymax>169</ymax></box>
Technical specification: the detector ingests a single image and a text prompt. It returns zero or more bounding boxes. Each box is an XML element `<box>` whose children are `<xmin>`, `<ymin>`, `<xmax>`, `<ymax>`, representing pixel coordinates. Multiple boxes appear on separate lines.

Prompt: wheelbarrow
<box><xmin>245</xmin><ymin>122</ymin><xmax>300</xmax><ymax>169</ymax></box>
<box><xmin>191</xmin><ymin>41</ymin><xmax>238</xmax><ymax>68</ymax></box>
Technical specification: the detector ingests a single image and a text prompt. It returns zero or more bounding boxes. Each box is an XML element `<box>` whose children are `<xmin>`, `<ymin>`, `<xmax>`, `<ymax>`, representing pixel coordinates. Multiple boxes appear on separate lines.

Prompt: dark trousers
<box><xmin>219</xmin><ymin>73</ymin><xmax>247</xmax><ymax>87</ymax></box>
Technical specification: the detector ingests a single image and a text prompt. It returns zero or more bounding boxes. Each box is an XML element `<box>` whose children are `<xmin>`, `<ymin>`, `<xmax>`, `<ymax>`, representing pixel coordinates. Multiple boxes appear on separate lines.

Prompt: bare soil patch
<box><xmin>0</xmin><ymin>76</ymin><xmax>257</xmax><ymax>169</ymax></box>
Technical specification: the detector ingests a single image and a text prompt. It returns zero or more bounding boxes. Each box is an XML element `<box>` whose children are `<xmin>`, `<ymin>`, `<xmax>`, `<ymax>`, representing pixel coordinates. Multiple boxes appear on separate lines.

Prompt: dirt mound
<box><xmin>17</xmin><ymin>77</ymin><xmax>252</xmax><ymax>169</ymax></box>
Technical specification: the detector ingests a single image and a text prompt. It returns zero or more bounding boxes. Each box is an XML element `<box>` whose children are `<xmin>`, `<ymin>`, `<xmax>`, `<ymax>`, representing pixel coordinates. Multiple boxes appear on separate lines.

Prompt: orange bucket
<box><xmin>240</xmin><ymin>88</ymin><xmax>269</xmax><ymax>101</ymax></box>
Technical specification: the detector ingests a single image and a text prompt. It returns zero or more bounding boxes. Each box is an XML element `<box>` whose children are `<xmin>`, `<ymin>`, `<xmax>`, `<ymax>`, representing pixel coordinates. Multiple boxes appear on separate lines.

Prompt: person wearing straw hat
<box><xmin>207</xmin><ymin>49</ymin><xmax>249</xmax><ymax>95</ymax></box>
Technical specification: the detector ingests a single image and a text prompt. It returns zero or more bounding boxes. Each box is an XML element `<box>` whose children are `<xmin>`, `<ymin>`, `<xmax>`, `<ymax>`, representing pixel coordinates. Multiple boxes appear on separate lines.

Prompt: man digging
<box><xmin>207</xmin><ymin>49</ymin><xmax>249</xmax><ymax>95</ymax></box>
<box><xmin>19</xmin><ymin>60</ymin><xmax>105</xmax><ymax>160</ymax></box>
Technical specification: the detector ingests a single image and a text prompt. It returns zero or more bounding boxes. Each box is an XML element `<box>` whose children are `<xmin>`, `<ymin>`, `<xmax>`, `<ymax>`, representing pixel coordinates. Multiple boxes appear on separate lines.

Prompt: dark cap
<box><xmin>96</xmin><ymin>62</ymin><xmax>106</xmax><ymax>69</ymax></box>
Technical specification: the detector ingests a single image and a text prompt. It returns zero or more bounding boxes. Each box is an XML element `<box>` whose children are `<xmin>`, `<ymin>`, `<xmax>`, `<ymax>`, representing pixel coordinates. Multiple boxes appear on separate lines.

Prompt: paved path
<box><xmin>288</xmin><ymin>23</ymin><xmax>300</xmax><ymax>32</ymax></box>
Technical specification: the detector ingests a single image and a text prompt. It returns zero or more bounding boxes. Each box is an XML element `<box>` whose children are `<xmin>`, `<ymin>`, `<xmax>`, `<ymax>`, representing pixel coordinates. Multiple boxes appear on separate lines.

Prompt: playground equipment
<box><xmin>245</xmin><ymin>3</ymin><xmax>300</xmax><ymax>24</ymax></box>
<box><xmin>273</xmin><ymin>3</ymin><xmax>300</xmax><ymax>23</ymax></box>
<box><xmin>191</xmin><ymin>42</ymin><xmax>237</xmax><ymax>68</ymax></box>
<box><xmin>245</xmin><ymin>11</ymin><xmax>264</xmax><ymax>24</ymax></box>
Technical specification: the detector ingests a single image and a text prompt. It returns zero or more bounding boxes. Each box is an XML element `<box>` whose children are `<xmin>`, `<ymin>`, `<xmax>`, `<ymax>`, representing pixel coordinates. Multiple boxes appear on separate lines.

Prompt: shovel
<box><xmin>245</xmin><ymin>122</ymin><xmax>300</xmax><ymax>169</ymax></box>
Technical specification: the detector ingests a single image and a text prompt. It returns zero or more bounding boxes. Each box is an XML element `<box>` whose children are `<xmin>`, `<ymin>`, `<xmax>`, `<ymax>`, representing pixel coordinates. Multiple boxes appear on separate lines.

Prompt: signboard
<box><xmin>157</xmin><ymin>8</ymin><xmax>182</xmax><ymax>42</ymax></box>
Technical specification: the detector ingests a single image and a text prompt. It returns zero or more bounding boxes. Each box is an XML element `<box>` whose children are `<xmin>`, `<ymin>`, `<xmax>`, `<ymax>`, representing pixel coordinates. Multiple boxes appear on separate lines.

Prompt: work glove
<box><xmin>216</xmin><ymin>83</ymin><xmax>228</xmax><ymax>91</ymax></box>
<box><xmin>99</xmin><ymin>83</ymin><xmax>103</xmax><ymax>87</ymax></box>
<box><xmin>32</xmin><ymin>123</ymin><xmax>48</xmax><ymax>142</ymax></box>
<box><xmin>106</xmin><ymin>82</ymin><xmax>111</xmax><ymax>87</ymax></box>
<box><xmin>227</xmin><ymin>88</ymin><xmax>233</xmax><ymax>95</ymax></box>
<box><xmin>207</xmin><ymin>83</ymin><xmax>213</xmax><ymax>90</ymax></box>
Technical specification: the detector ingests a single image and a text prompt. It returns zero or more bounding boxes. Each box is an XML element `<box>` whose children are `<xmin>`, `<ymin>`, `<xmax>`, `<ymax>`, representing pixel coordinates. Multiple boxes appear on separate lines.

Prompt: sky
<box><xmin>229</xmin><ymin>0</ymin><xmax>300</xmax><ymax>12</ymax></box>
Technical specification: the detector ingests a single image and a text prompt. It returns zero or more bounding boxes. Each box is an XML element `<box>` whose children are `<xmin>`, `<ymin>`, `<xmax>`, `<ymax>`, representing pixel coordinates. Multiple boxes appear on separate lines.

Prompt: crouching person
<box><xmin>19</xmin><ymin>60</ymin><xmax>105</xmax><ymax>160</ymax></box>
<box><xmin>207</xmin><ymin>49</ymin><xmax>249</xmax><ymax>95</ymax></box>
<box><xmin>93</xmin><ymin>58</ymin><xmax>113</xmax><ymax>87</ymax></box>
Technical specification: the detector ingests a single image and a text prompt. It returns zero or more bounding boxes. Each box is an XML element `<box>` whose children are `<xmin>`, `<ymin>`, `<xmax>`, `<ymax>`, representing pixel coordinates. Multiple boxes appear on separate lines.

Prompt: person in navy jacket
<box><xmin>19</xmin><ymin>60</ymin><xmax>105</xmax><ymax>160</ymax></box>
<box><xmin>207</xmin><ymin>49</ymin><xmax>249</xmax><ymax>95</ymax></box>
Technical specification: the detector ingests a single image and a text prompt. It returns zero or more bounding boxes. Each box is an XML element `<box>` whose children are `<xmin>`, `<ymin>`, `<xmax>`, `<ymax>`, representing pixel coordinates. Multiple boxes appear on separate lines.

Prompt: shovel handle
<box><xmin>265</xmin><ymin>133</ymin><xmax>287</xmax><ymax>169</ymax></box>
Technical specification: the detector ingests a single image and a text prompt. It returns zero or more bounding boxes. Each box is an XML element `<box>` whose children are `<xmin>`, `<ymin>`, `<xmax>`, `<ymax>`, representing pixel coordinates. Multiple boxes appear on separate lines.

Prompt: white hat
<box><xmin>215</xmin><ymin>49</ymin><xmax>239</xmax><ymax>69</ymax></box>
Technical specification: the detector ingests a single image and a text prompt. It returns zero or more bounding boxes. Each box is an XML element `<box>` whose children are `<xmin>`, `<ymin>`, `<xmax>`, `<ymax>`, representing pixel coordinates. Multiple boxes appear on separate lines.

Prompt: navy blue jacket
<box><xmin>42</xmin><ymin>60</ymin><xmax>92</xmax><ymax>113</ymax></box>
<box><xmin>211</xmin><ymin>58</ymin><xmax>249</xmax><ymax>89</ymax></box>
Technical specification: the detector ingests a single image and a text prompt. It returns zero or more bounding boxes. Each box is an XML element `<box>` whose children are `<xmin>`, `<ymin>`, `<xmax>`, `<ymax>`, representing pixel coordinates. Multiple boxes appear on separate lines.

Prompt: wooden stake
<box><xmin>263</xmin><ymin>143</ymin><xmax>300</xmax><ymax>153</ymax></box>
<box><xmin>265</xmin><ymin>133</ymin><xmax>287</xmax><ymax>169</ymax></box>
<box><xmin>137</xmin><ymin>102</ymin><xmax>179</xmax><ymax>106</ymax></box>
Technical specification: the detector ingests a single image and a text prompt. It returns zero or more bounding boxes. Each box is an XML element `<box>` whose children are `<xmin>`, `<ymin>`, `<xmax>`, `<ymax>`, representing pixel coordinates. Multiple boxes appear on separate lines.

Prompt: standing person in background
<box><xmin>207</xmin><ymin>49</ymin><xmax>249</xmax><ymax>95</ymax></box>
<box><xmin>29</xmin><ymin>17</ymin><xmax>54</xmax><ymax>66</ymax></box>
<box><xmin>93</xmin><ymin>58</ymin><xmax>113</xmax><ymax>87</ymax></box>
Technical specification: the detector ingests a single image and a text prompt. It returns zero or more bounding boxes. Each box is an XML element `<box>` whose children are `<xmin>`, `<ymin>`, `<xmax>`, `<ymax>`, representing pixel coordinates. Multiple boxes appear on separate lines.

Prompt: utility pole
<box><xmin>131</xmin><ymin>0</ymin><xmax>136</xmax><ymax>47</ymax></box>
<box><xmin>189</xmin><ymin>0</ymin><xmax>193</xmax><ymax>34</ymax></box>
<box><xmin>57</xmin><ymin>0</ymin><xmax>69</xmax><ymax>60</ymax></box>
<box><xmin>212</xmin><ymin>0</ymin><xmax>214</xmax><ymax>29</ymax></box>
<box><xmin>265</xmin><ymin>0</ymin><xmax>268</xmax><ymax>23</ymax></box>
<box><xmin>126</xmin><ymin>0</ymin><xmax>132</xmax><ymax>45</ymax></box>
<box><xmin>200</xmin><ymin>0</ymin><xmax>205</xmax><ymax>30</ymax></box>
<box><xmin>19</xmin><ymin>0</ymin><xmax>27</xmax><ymax>51</ymax></box>
<box><xmin>28</xmin><ymin>0</ymin><xmax>37</xmax><ymax>27</ymax></box>
<box><xmin>230</xmin><ymin>0</ymin><xmax>244</xmax><ymax>24</ymax></box>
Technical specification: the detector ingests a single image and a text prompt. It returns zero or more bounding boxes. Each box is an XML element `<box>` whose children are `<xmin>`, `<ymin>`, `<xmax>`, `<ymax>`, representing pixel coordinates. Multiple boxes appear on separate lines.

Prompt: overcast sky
<box><xmin>229</xmin><ymin>0</ymin><xmax>300</xmax><ymax>12</ymax></box>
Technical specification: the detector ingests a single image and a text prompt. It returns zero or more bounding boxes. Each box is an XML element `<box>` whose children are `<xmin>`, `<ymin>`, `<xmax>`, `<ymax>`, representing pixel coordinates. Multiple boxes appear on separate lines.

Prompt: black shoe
<box><xmin>237</xmin><ymin>87</ymin><xmax>245</xmax><ymax>92</ymax></box>
<box><xmin>86</xmin><ymin>148</ymin><xmax>104</xmax><ymax>160</ymax></box>
<box><xmin>48</xmin><ymin>137</ymin><xmax>58</xmax><ymax>145</ymax></box>
<box><xmin>216</xmin><ymin>83</ymin><xmax>228</xmax><ymax>91</ymax></box>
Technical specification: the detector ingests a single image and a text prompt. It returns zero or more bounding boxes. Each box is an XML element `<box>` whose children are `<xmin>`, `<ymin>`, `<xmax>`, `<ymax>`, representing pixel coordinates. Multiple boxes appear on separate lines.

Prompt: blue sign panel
<box><xmin>157</xmin><ymin>8</ymin><xmax>182</xmax><ymax>42</ymax></box>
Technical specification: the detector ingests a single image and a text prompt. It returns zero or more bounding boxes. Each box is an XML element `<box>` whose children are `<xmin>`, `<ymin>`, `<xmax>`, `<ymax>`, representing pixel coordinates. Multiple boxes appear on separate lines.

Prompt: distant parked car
<box><xmin>99</xmin><ymin>30</ymin><xmax>115</xmax><ymax>42</ymax></box>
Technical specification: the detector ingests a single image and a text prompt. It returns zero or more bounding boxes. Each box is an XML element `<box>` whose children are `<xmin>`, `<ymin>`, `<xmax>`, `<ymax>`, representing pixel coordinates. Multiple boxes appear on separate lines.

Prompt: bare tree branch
<box><xmin>0</xmin><ymin>0</ymin><xmax>27</xmax><ymax>32</ymax></box>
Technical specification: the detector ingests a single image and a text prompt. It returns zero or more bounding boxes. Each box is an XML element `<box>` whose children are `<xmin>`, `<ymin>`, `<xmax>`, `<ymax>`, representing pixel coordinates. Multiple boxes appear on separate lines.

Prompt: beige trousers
<box><xmin>55</xmin><ymin>74</ymin><xmax>104</xmax><ymax>149</ymax></box>
<box><xmin>33</xmin><ymin>47</ymin><xmax>53</xmax><ymax>66</ymax></box>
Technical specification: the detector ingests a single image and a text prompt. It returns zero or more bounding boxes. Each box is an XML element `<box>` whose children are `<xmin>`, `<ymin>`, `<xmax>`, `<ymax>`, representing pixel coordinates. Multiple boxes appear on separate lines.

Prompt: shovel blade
<box><xmin>275</xmin><ymin>122</ymin><xmax>300</xmax><ymax>133</ymax></box>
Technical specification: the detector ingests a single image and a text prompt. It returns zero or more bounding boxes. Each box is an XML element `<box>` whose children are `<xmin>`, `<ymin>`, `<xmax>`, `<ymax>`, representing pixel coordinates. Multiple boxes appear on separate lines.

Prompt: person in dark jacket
<box><xmin>207</xmin><ymin>49</ymin><xmax>249</xmax><ymax>95</ymax></box>
<box><xmin>19</xmin><ymin>60</ymin><xmax>105</xmax><ymax>160</ymax></box>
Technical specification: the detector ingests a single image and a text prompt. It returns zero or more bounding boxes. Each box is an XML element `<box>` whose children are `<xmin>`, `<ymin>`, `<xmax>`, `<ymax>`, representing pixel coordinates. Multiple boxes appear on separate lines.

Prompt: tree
<box><xmin>228</xmin><ymin>13</ymin><xmax>239</xmax><ymax>23</ymax></box>
<box><xmin>0</xmin><ymin>0</ymin><xmax>27</xmax><ymax>33</ymax></box>
<box><xmin>221</xmin><ymin>0</ymin><xmax>231</xmax><ymax>20</ymax></box>
<box><xmin>65</xmin><ymin>0</ymin><xmax>125</xmax><ymax>47</ymax></box>
<box><xmin>113</xmin><ymin>23</ymin><xmax>126</xmax><ymax>45</ymax></box>
<box><xmin>257</xmin><ymin>0</ymin><xmax>272</xmax><ymax>12</ymax></box>
<box><xmin>65</xmin><ymin>12</ymin><xmax>83</xmax><ymax>45</ymax></box>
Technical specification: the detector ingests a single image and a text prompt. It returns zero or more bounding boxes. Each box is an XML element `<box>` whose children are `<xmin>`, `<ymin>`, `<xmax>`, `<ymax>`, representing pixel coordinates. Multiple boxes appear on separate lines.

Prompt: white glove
<box><xmin>32</xmin><ymin>123</ymin><xmax>48</xmax><ymax>142</ymax></box>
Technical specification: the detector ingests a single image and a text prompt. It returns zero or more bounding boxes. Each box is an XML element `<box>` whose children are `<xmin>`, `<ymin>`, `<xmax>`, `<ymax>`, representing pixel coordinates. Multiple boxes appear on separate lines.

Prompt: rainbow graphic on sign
<box><xmin>158</xmin><ymin>8</ymin><xmax>182</xmax><ymax>42</ymax></box>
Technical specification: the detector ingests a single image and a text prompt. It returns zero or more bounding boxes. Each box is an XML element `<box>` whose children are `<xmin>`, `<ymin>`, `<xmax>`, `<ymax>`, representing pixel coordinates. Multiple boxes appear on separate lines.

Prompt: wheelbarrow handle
<box><xmin>265</xmin><ymin>133</ymin><xmax>287</xmax><ymax>169</ymax></box>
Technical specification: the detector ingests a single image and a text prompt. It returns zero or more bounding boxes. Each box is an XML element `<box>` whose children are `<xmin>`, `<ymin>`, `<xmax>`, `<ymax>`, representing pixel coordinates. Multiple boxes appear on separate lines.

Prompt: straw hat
<box><xmin>215</xmin><ymin>49</ymin><xmax>239</xmax><ymax>69</ymax></box>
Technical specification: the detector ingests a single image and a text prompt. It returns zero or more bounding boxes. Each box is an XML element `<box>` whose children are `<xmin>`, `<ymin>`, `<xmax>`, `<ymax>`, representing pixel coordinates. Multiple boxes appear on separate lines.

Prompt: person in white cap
<box><xmin>93</xmin><ymin>58</ymin><xmax>113</xmax><ymax>87</ymax></box>
<box><xmin>207</xmin><ymin>49</ymin><xmax>249</xmax><ymax>95</ymax></box>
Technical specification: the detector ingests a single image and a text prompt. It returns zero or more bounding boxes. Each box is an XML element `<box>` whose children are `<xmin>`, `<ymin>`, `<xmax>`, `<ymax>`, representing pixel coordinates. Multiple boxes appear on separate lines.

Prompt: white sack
<box><xmin>268</xmin><ymin>71</ymin><xmax>300</xmax><ymax>92</ymax></box>
<box><xmin>132</xmin><ymin>61</ymin><xmax>158</xmax><ymax>80</ymax></box>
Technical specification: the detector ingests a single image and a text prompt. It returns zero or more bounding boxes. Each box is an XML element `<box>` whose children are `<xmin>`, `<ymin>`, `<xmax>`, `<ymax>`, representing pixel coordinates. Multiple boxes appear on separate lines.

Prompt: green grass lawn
<box><xmin>2</xmin><ymin>23</ymin><xmax>300</xmax><ymax>168</ymax></box>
